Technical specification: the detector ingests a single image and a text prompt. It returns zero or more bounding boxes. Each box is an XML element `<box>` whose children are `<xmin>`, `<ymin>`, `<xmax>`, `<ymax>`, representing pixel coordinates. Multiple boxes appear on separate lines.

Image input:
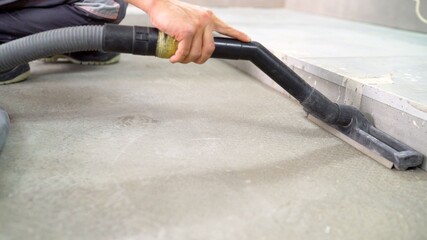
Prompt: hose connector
<box><xmin>103</xmin><ymin>24</ymin><xmax>158</xmax><ymax>56</ymax></box>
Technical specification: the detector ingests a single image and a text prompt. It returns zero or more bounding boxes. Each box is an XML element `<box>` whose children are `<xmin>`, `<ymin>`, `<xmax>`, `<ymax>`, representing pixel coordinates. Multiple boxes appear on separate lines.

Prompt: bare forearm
<box><xmin>125</xmin><ymin>0</ymin><xmax>157</xmax><ymax>14</ymax></box>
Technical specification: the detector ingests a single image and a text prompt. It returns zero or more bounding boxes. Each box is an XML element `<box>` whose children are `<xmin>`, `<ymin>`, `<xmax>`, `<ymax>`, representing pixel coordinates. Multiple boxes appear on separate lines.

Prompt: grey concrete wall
<box><xmin>183</xmin><ymin>0</ymin><xmax>283</xmax><ymax>8</ymax></box>
<box><xmin>284</xmin><ymin>0</ymin><xmax>427</xmax><ymax>33</ymax></box>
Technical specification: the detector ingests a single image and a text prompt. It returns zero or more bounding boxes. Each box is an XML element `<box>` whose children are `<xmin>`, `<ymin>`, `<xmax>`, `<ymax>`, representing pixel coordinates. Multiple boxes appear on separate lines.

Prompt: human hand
<box><xmin>127</xmin><ymin>0</ymin><xmax>251</xmax><ymax>64</ymax></box>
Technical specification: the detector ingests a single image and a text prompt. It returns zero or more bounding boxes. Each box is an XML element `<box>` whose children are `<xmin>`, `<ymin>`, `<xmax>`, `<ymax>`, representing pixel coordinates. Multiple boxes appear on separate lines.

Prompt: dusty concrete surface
<box><xmin>0</xmin><ymin>56</ymin><xmax>427</xmax><ymax>240</ymax></box>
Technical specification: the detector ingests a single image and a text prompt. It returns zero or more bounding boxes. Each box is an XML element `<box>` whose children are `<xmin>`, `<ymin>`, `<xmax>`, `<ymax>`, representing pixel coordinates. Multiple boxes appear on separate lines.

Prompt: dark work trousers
<box><xmin>0</xmin><ymin>3</ymin><xmax>126</xmax><ymax>44</ymax></box>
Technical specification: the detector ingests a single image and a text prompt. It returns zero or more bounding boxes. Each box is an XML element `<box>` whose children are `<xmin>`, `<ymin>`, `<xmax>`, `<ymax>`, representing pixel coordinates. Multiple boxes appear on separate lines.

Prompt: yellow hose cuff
<box><xmin>156</xmin><ymin>32</ymin><xmax>178</xmax><ymax>59</ymax></box>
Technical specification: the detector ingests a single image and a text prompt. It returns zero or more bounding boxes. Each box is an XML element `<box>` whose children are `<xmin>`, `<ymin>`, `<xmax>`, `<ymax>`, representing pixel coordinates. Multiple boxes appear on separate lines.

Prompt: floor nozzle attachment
<box><xmin>338</xmin><ymin>114</ymin><xmax>423</xmax><ymax>170</ymax></box>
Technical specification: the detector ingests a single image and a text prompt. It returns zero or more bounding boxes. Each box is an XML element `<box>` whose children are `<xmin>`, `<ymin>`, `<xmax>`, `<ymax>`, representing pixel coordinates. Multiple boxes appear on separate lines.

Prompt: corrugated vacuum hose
<box><xmin>0</xmin><ymin>24</ymin><xmax>424</xmax><ymax>170</ymax></box>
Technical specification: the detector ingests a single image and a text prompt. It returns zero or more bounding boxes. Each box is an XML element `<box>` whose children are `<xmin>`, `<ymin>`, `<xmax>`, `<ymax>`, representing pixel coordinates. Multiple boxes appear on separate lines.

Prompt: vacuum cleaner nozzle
<box><xmin>135</xmin><ymin>26</ymin><xmax>423</xmax><ymax>170</ymax></box>
<box><xmin>0</xmin><ymin>24</ymin><xmax>423</xmax><ymax>169</ymax></box>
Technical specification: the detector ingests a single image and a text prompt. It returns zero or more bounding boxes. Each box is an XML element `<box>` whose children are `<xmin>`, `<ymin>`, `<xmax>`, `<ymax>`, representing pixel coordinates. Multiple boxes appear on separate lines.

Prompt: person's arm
<box><xmin>126</xmin><ymin>0</ymin><xmax>251</xmax><ymax>64</ymax></box>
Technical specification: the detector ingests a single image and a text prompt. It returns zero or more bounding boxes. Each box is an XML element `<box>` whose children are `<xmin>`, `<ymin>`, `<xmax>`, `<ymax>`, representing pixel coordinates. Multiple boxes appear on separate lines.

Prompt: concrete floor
<box><xmin>1</xmin><ymin>55</ymin><xmax>427</xmax><ymax>239</ymax></box>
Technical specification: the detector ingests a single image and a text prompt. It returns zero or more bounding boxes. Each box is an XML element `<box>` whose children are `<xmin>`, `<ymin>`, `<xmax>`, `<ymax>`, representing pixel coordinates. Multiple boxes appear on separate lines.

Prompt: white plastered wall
<box><xmin>284</xmin><ymin>0</ymin><xmax>427</xmax><ymax>33</ymax></box>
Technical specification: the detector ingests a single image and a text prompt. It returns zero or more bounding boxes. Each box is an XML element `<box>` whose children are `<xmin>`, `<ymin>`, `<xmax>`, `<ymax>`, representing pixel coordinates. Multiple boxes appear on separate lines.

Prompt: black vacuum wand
<box><xmin>0</xmin><ymin>24</ymin><xmax>424</xmax><ymax>169</ymax></box>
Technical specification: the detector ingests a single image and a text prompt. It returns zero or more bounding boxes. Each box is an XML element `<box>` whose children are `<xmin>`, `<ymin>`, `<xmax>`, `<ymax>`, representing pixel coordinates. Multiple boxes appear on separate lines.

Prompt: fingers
<box><xmin>170</xmin><ymin>33</ymin><xmax>193</xmax><ymax>63</ymax></box>
<box><xmin>165</xmin><ymin>6</ymin><xmax>249</xmax><ymax>64</ymax></box>
<box><xmin>182</xmin><ymin>29</ymin><xmax>203</xmax><ymax>64</ymax></box>
<box><xmin>171</xmin><ymin>27</ymin><xmax>214</xmax><ymax>64</ymax></box>
<box><xmin>213</xmin><ymin>16</ymin><xmax>251</xmax><ymax>42</ymax></box>
<box><xmin>195</xmin><ymin>27</ymin><xmax>215</xmax><ymax>64</ymax></box>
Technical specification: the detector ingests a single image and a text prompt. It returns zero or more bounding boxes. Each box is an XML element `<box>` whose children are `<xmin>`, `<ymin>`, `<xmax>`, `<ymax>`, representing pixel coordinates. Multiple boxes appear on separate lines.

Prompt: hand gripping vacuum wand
<box><xmin>0</xmin><ymin>25</ymin><xmax>424</xmax><ymax>170</ymax></box>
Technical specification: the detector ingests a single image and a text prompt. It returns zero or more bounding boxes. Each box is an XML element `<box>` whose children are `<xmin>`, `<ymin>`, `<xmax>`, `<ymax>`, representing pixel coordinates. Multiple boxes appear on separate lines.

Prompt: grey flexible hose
<box><xmin>0</xmin><ymin>25</ymin><xmax>104</xmax><ymax>71</ymax></box>
<box><xmin>0</xmin><ymin>25</ymin><xmax>104</xmax><ymax>153</ymax></box>
<box><xmin>0</xmin><ymin>108</ymin><xmax>9</xmax><ymax>154</ymax></box>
